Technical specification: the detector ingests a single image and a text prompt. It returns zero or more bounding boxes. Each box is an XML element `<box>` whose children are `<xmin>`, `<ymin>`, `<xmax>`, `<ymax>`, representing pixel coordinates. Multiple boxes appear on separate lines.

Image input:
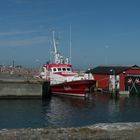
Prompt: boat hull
<box><xmin>51</xmin><ymin>80</ymin><xmax>96</xmax><ymax>97</ymax></box>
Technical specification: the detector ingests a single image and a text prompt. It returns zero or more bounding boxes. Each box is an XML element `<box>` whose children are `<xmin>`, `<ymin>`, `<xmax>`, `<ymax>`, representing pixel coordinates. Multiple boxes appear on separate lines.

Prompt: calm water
<box><xmin>0</xmin><ymin>94</ymin><xmax>140</xmax><ymax>128</ymax></box>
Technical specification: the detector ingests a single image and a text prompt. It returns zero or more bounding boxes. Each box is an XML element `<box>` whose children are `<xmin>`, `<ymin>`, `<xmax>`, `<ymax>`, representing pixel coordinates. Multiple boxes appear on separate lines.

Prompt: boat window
<box><xmin>53</xmin><ymin>68</ymin><xmax>57</xmax><ymax>72</ymax></box>
<box><xmin>58</xmin><ymin>68</ymin><xmax>61</xmax><ymax>71</ymax></box>
<box><xmin>67</xmin><ymin>68</ymin><xmax>71</xmax><ymax>71</ymax></box>
<box><xmin>62</xmin><ymin>68</ymin><xmax>66</xmax><ymax>71</ymax></box>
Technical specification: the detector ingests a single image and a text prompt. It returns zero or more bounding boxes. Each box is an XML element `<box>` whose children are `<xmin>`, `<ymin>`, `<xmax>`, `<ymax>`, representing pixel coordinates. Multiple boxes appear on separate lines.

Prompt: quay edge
<box><xmin>0</xmin><ymin>79</ymin><xmax>44</xmax><ymax>99</ymax></box>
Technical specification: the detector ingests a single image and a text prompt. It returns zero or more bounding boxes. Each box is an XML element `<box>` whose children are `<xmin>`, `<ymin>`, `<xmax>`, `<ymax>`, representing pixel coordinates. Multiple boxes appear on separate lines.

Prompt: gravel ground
<box><xmin>0</xmin><ymin>123</ymin><xmax>140</xmax><ymax>140</ymax></box>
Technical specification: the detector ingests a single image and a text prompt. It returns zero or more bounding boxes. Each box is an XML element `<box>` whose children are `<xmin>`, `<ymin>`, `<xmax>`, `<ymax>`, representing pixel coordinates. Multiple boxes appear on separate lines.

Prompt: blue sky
<box><xmin>0</xmin><ymin>0</ymin><xmax>140</xmax><ymax>69</ymax></box>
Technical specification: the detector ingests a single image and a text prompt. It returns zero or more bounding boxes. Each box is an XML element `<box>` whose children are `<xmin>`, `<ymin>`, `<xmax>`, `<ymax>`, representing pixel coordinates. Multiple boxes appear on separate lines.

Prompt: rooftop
<box><xmin>86</xmin><ymin>65</ymin><xmax>139</xmax><ymax>75</ymax></box>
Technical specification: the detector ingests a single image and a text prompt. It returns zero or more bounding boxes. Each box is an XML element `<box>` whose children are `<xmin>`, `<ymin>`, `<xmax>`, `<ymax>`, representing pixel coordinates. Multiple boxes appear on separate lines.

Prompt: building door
<box><xmin>125</xmin><ymin>76</ymin><xmax>140</xmax><ymax>94</ymax></box>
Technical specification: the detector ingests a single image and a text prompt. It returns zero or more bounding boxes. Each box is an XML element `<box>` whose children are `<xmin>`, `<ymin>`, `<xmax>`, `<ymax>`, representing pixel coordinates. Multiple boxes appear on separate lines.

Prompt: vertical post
<box><xmin>110</xmin><ymin>69</ymin><xmax>117</xmax><ymax>98</ymax></box>
<box><xmin>12</xmin><ymin>60</ymin><xmax>15</xmax><ymax>68</ymax></box>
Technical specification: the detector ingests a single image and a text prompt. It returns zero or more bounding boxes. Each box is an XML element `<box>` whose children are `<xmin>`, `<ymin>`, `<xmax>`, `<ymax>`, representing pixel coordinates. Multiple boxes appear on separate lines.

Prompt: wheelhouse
<box><xmin>51</xmin><ymin>67</ymin><xmax>72</xmax><ymax>72</ymax></box>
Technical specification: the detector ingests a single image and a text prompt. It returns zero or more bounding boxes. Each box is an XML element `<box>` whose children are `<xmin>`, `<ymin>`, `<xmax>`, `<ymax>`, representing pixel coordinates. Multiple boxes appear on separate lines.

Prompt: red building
<box><xmin>87</xmin><ymin>65</ymin><xmax>140</xmax><ymax>94</ymax></box>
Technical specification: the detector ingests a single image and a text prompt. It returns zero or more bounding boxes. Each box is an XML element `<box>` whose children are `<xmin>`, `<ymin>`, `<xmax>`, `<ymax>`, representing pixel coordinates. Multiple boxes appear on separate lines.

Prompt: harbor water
<box><xmin>0</xmin><ymin>93</ymin><xmax>140</xmax><ymax>129</ymax></box>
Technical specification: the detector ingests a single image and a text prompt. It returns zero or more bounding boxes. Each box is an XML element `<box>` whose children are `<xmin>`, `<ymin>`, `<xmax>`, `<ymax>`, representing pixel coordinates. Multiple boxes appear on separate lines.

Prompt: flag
<box><xmin>135</xmin><ymin>78</ymin><xmax>140</xmax><ymax>85</ymax></box>
<box><xmin>127</xmin><ymin>78</ymin><xmax>132</xmax><ymax>84</ymax></box>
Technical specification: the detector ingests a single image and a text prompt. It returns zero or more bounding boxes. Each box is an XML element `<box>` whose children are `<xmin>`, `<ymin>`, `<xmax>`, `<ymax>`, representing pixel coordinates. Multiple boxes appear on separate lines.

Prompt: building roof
<box><xmin>86</xmin><ymin>65</ymin><xmax>139</xmax><ymax>75</ymax></box>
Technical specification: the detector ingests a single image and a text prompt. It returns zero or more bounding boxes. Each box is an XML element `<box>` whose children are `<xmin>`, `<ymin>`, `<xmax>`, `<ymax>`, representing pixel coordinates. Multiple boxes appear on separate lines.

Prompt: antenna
<box><xmin>49</xmin><ymin>40</ymin><xmax>51</xmax><ymax>62</ymax></box>
<box><xmin>49</xmin><ymin>31</ymin><xmax>53</xmax><ymax>63</ymax></box>
<box><xmin>69</xmin><ymin>24</ymin><xmax>72</xmax><ymax>64</ymax></box>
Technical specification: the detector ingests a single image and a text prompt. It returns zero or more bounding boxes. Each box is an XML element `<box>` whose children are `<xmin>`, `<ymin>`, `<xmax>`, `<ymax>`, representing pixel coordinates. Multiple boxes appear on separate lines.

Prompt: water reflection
<box><xmin>108</xmin><ymin>98</ymin><xmax>122</xmax><ymax>122</ymax></box>
<box><xmin>107</xmin><ymin>95</ymin><xmax>140</xmax><ymax>123</ymax></box>
<box><xmin>41</xmin><ymin>94</ymin><xmax>140</xmax><ymax>128</ymax></box>
<box><xmin>0</xmin><ymin>94</ymin><xmax>140</xmax><ymax>128</ymax></box>
<box><xmin>41</xmin><ymin>96</ymin><xmax>96</xmax><ymax>127</ymax></box>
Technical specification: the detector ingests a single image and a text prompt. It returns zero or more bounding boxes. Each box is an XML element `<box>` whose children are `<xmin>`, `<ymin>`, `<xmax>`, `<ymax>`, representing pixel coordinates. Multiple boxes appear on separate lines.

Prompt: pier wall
<box><xmin>0</xmin><ymin>80</ymin><xmax>42</xmax><ymax>98</ymax></box>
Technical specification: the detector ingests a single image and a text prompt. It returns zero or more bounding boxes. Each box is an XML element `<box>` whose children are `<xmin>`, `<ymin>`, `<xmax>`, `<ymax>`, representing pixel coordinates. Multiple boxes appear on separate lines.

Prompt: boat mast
<box><xmin>52</xmin><ymin>31</ymin><xmax>63</xmax><ymax>64</ymax></box>
<box><xmin>53</xmin><ymin>31</ymin><xmax>59</xmax><ymax>63</ymax></box>
<box><xmin>52</xmin><ymin>31</ymin><xmax>70</xmax><ymax>64</ymax></box>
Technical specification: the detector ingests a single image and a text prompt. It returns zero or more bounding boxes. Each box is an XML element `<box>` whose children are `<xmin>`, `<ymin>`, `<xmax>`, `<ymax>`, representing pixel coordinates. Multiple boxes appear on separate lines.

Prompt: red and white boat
<box><xmin>39</xmin><ymin>31</ymin><xmax>96</xmax><ymax>97</ymax></box>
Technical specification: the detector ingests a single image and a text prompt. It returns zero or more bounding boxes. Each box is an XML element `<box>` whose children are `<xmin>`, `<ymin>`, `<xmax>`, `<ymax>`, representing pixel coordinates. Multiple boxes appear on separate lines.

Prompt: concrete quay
<box><xmin>0</xmin><ymin>73</ymin><xmax>43</xmax><ymax>99</ymax></box>
<box><xmin>0</xmin><ymin>80</ymin><xmax>42</xmax><ymax>99</ymax></box>
<box><xmin>0</xmin><ymin>122</ymin><xmax>140</xmax><ymax>140</ymax></box>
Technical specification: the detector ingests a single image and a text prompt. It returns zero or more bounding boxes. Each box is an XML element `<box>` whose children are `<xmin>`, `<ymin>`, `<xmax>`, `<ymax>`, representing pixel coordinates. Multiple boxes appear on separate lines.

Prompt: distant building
<box><xmin>86</xmin><ymin>65</ymin><xmax>140</xmax><ymax>94</ymax></box>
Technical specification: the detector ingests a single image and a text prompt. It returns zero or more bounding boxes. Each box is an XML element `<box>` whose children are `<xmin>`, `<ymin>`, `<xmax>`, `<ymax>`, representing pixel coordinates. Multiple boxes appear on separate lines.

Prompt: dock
<box><xmin>0</xmin><ymin>71</ymin><xmax>44</xmax><ymax>99</ymax></box>
<box><xmin>0</xmin><ymin>79</ymin><xmax>43</xmax><ymax>99</ymax></box>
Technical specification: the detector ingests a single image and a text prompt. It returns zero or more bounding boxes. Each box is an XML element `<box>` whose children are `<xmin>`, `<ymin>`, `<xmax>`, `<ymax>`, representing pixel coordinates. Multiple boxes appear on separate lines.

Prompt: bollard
<box><xmin>42</xmin><ymin>81</ymin><xmax>52</xmax><ymax>99</ymax></box>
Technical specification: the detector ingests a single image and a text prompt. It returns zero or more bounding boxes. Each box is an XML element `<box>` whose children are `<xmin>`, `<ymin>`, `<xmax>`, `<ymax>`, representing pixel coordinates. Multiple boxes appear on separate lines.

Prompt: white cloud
<box><xmin>0</xmin><ymin>30</ymin><xmax>44</xmax><ymax>36</ymax></box>
<box><xmin>0</xmin><ymin>36</ymin><xmax>47</xmax><ymax>47</ymax></box>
